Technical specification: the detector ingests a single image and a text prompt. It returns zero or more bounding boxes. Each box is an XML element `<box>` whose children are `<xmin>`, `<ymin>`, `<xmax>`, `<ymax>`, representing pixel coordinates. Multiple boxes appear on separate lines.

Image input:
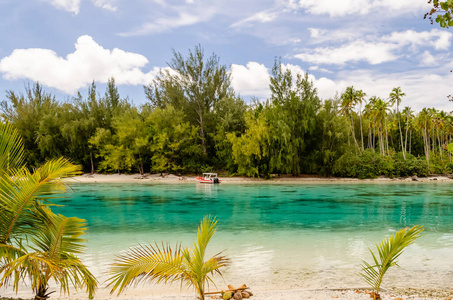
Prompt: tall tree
<box><xmin>389</xmin><ymin>87</ymin><xmax>406</xmax><ymax>159</ymax></box>
<box><xmin>340</xmin><ymin>86</ymin><xmax>360</xmax><ymax>152</ymax></box>
<box><xmin>268</xmin><ymin>62</ymin><xmax>320</xmax><ymax>175</ymax></box>
<box><xmin>145</xmin><ymin>45</ymin><xmax>233</xmax><ymax>158</ymax></box>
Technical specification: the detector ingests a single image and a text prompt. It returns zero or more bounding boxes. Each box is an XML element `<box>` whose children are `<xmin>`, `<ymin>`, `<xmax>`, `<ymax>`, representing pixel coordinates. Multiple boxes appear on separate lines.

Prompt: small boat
<box><xmin>196</xmin><ymin>173</ymin><xmax>221</xmax><ymax>184</ymax></box>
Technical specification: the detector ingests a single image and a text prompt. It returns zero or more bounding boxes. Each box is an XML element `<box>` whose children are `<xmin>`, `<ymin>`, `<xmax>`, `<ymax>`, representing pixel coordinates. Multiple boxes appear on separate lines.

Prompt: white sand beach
<box><xmin>71</xmin><ymin>173</ymin><xmax>453</xmax><ymax>184</ymax></box>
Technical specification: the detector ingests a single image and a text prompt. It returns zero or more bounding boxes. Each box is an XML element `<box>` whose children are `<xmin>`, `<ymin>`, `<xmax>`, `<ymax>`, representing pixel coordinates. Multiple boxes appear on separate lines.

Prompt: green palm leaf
<box><xmin>360</xmin><ymin>225</ymin><xmax>424</xmax><ymax>297</ymax></box>
<box><xmin>0</xmin><ymin>122</ymin><xmax>25</xmax><ymax>175</ymax></box>
<box><xmin>1</xmin><ymin>211</ymin><xmax>97</xmax><ymax>299</ymax></box>
<box><xmin>0</xmin><ymin>122</ymin><xmax>94</xmax><ymax>299</ymax></box>
<box><xmin>0</xmin><ymin>158</ymin><xmax>81</xmax><ymax>244</ymax></box>
<box><xmin>108</xmin><ymin>215</ymin><xmax>228</xmax><ymax>299</ymax></box>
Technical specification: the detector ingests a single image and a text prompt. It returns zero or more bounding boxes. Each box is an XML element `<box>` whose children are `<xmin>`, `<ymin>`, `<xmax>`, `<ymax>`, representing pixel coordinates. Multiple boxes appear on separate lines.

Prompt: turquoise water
<box><xmin>49</xmin><ymin>183</ymin><xmax>453</xmax><ymax>294</ymax></box>
<box><xmin>55</xmin><ymin>183</ymin><xmax>453</xmax><ymax>233</ymax></box>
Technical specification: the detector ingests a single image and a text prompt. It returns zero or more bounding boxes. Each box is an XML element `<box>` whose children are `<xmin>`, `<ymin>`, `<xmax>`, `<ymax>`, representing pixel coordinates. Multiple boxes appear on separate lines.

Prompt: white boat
<box><xmin>196</xmin><ymin>173</ymin><xmax>221</xmax><ymax>184</ymax></box>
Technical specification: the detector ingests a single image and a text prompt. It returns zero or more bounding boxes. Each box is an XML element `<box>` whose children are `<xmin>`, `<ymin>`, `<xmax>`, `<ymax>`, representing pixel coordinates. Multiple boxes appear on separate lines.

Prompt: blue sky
<box><xmin>0</xmin><ymin>0</ymin><xmax>452</xmax><ymax>111</ymax></box>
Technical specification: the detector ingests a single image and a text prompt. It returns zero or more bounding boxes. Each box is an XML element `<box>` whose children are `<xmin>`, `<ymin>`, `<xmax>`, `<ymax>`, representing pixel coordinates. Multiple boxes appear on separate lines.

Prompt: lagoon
<box><xmin>52</xmin><ymin>183</ymin><xmax>453</xmax><ymax>296</ymax></box>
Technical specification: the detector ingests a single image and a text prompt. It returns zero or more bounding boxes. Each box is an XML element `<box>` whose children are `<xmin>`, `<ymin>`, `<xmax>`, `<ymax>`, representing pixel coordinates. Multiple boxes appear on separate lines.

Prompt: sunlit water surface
<box><xmin>4</xmin><ymin>183</ymin><xmax>453</xmax><ymax>297</ymax></box>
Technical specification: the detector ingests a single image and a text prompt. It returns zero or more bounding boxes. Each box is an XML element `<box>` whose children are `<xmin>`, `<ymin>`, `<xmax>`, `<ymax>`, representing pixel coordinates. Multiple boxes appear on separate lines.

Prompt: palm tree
<box><xmin>389</xmin><ymin>87</ymin><xmax>406</xmax><ymax>159</ymax></box>
<box><xmin>371</xmin><ymin>98</ymin><xmax>390</xmax><ymax>156</ymax></box>
<box><xmin>108</xmin><ymin>215</ymin><xmax>228</xmax><ymax>299</ymax></box>
<box><xmin>355</xmin><ymin>89</ymin><xmax>367</xmax><ymax>151</ymax></box>
<box><xmin>341</xmin><ymin>86</ymin><xmax>360</xmax><ymax>152</ymax></box>
<box><xmin>360</xmin><ymin>225</ymin><xmax>424</xmax><ymax>300</ymax></box>
<box><xmin>416</xmin><ymin>108</ymin><xmax>432</xmax><ymax>168</ymax></box>
<box><xmin>0</xmin><ymin>122</ymin><xmax>97</xmax><ymax>300</ymax></box>
<box><xmin>401</xmin><ymin>107</ymin><xmax>414</xmax><ymax>155</ymax></box>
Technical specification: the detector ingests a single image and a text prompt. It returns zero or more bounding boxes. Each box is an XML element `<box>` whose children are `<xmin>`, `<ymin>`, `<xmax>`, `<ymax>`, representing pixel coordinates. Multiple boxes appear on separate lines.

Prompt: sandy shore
<box><xmin>70</xmin><ymin>173</ymin><xmax>453</xmax><ymax>184</ymax></box>
<box><xmin>2</xmin><ymin>287</ymin><xmax>453</xmax><ymax>300</ymax></box>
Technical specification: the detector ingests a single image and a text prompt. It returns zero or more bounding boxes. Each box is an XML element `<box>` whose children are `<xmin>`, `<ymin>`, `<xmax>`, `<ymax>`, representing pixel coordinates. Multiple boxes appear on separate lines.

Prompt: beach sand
<box><xmin>70</xmin><ymin>173</ymin><xmax>453</xmax><ymax>184</ymax></box>
<box><xmin>2</xmin><ymin>287</ymin><xmax>453</xmax><ymax>300</ymax></box>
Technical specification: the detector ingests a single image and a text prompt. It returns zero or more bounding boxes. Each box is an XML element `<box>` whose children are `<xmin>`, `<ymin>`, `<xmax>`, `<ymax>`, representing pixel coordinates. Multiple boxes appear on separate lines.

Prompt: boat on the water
<box><xmin>196</xmin><ymin>173</ymin><xmax>221</xmax><ymax>184</ymax></box>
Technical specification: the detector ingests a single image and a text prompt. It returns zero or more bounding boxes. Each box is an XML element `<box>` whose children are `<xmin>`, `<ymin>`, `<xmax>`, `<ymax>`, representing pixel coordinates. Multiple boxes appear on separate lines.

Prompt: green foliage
<box><xmin>148</xmin><ymin>105</ymin><xmax>203</xmax><ymax>174</ymax></box>
<box><xmin>333</xmin><ymin>150</ymin><xmax>428</xmax><ymax>179</ymax></box>
<box><xmin>426</xmin><ymin>0</ymin><xmax>453</xmax><ymax>28</ymax></box>
<box><xmin>107</xmin><ymin>215</ymin><xmax>228</xmax><ymax>299</ymax></box>
<box><xmin>267</xmin><ymin>60</ymin><xmax>321</xmax><ymax>176</ymax></box>
<box><xmin>228</xmin><ymin>111</ymin><xmax>270</xmax><ymax>177</ymax></box>
<box><xmin>0</xmin><ymin>122</ymin><xmax>97</xmax><ymax>299</ymax></box>
<box><xmin>360</xmin><ymin>226</ymin><xmax>424</xmax><ymax>298</ymax></box>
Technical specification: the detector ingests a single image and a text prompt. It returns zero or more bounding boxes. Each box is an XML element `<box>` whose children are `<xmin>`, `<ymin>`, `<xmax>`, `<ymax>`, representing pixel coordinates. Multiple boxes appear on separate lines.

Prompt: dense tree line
<box><xmin>1</xmin><ymin>47</ymin><xmax>452</xmax><ymax>178</ymax></box>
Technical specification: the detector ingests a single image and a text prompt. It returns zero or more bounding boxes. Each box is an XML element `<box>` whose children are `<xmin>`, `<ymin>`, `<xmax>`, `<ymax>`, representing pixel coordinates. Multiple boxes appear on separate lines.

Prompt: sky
<box><xmin>0</xmin><ymin>0</ymin><xmax>452</xmax><ymax>111</ymax></box>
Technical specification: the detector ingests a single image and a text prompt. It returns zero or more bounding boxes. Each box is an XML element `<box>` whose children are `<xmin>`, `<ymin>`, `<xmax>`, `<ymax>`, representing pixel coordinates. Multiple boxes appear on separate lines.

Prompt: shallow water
<box><xmin>4</xmin><ymin>182</ymin><xmax>453</xmax><ymax>297</ymax></box>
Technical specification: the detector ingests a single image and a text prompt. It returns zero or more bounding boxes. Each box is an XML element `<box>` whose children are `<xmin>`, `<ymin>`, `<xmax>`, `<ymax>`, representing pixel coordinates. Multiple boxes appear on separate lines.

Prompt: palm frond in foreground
<box><xmin>360</xmin><ymin>225</ymin><xmax>424</xmax><ymax>299</ymax></box>
<box><xmin>107</xmin><ymin>215</ymin><xmax>228</xmax><ymax>299</ymax></box>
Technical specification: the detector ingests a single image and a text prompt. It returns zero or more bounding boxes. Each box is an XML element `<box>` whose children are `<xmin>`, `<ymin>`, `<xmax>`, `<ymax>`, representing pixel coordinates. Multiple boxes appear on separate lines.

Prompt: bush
<box><xmin>333</xmin><ymin>150</ymin><xmax>428</xmax><ymax>179</ymax></box>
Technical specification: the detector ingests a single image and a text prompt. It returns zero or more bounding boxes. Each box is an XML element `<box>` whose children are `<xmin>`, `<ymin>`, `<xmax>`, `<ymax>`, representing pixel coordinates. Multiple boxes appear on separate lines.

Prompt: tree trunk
<box><xmin>90</xmin><ymin>151</ymin><xmax>95</xmax><ymax>174</ymax></box>
<box><xmin>397</xmin><ymin>107</ymin><xmax>405</xmax><ymax>159</ymax></box>
<box><xmin>359</xmin><ymin>109</ymin><xmax>364</xmax><ymax>151</ymax></box>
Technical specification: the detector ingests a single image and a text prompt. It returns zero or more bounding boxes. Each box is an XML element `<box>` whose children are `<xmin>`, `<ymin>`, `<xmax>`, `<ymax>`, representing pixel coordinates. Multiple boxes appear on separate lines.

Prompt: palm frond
<box><xmin>360</xmin><ymin>225</ymin><xmax>424</xmax><ymax>295</ymax></box>
<box><xmin>30</xmin><ymin>207</ymin><xmax>87</xmax><ymax>257</ymax></box>
<box><xmin>0</xmin><ymin>122</ymin><xmax>25</xmax><ymax>175</ymax></box>
<box><xmin>192</xmin><ymin>215</ymin><xmax>217</xmax><ymax>275</ymax></box>
<box><xmin>108</xmin><ymin>215</ymin><xmax>227</xmax><ymax>300</ymax></box>
<box><xmin>108</xmin><ymin>242</ymin><xmax>186</xmax><ymax>295</ymax></box>
<box><xmin>0</xmin><ymin>158</ymin><xmax>81</xmax><ymax>244</ymax></box>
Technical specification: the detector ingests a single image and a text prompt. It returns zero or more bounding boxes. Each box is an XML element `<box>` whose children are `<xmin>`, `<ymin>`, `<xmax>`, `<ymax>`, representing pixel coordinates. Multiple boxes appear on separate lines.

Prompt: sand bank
<box><xmin>70</xmin><ymin>173</ymin><xmax>453</xmax><ymax>184</ymax></box>
<box><xmin>2</xmin><ymin>287</ymin><xmax>452</xmax><ymax>300</ymax></box>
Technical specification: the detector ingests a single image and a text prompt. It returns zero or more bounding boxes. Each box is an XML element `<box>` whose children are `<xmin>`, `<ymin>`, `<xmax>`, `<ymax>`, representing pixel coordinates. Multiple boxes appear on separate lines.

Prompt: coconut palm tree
<box><xmin>355</xmin><ymin>89</ymin><xmax>367</xmax><ymax>151</ymax></box>
<box><xmin>108</xmin><ymin>215</ymin><xmax>228</xmax><ymax>299</ymax></box>
<box><xmin>389</xmin><ymin>87</ymin><xmax>406</xmax><ymax>159</ymax></box>
<box><xmin>371</xmin><ymin>98</ymin><xmax>390</xmax><ymax>156</ymax></box>
<box><xmin>401</xmin><ymin>107</ymin><xmax>414</xmax><ymax>155</ymax></box>
<box><xmin>341</xmin><ymin>86</ymin><xmax>359</xmax><ymax>151</ymax></box>
<box><xmin>360</xmin><ymin>225</ymin><xmax>424</xmax><ymax>300</ymax></box>
<box><xmin>0</xmin><ymin>122</ymin><xmax>97</xmax><ymax>300</ymax></box>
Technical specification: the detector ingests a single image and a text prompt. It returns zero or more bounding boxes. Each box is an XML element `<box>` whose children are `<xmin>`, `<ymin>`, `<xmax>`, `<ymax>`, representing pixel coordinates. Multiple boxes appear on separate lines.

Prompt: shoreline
<box><xmin>2</xmin><ymin>286</ymin><xmax>452</xmax><ymax>300</ymax></box>
<box><xmin>70</xmin><ymin>173</ymin><xmax>453</xmax><ymax>184</ymax></box>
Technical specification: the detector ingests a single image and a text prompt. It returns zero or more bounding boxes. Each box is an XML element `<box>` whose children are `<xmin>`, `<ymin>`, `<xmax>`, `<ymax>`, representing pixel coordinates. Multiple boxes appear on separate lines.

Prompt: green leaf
<box><xmin>447</xmin><ymin>143</ymin><xmax>453</xmax><ymax>154</ymax></box>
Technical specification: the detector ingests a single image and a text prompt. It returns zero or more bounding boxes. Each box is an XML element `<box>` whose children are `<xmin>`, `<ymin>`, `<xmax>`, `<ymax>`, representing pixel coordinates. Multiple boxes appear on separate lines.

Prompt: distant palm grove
<box><xmin>1</xmin><ymin>47</ymin><xmax>451</xmax><ymax>179</ymax></box>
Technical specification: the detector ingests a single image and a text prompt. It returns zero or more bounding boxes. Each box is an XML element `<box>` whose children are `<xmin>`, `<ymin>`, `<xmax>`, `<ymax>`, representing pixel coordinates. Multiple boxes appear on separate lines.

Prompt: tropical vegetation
<box><xmin>1</xmin><ymin>47</ymin><xmax>452</xmax><ymax>179</ymax></box>
<box><xmin>0</xmin><ymin>122</ymin><xmax>97</xmax><ymax>299</ymax></box>
<box><xmin>107</xmin><ymin>215</ymin><xmax>228</xmax><ymax>299</ymax></box>
<box><xmin>360</xmin><ymin>225</ymin><xmax>424</xmax><ymax>300</ymax></box>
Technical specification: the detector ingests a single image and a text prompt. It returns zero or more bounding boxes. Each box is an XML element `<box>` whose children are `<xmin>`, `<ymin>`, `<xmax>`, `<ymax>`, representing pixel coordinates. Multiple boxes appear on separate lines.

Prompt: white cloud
<box><xmin>288</xmin><ymin>0</ymin><xmax>430</xmax><ymax>17</ymax></box>
<box><xmin>92</xmin><ymin>0</ymin><xmax>117</xmax><ymax>11</ymax></box>
<box><xmin>291</xmin><ymin>0</ymin><xmax>369</xmax><ymax>17</ymax></box>
<box><xmin>119</xmin><ymin>10</ymin><xmax>214</xmax><ymax>36</ymax></box>
<box><xmin>231</xmin><ymin>11</ymin><xmax>278</xmax><ymax>28</ymax></box>
<box><xmin>0</xmin><ymin>35</ymin><xmax>160</xmax><ymax>94</ymax></box>
<box><xmin>44</xmin><ymin>0</ymin><xmax>117</xmax><ymax>13</ymax></box>
<box><xmin>420</xmin><ymin>51</ymin><xmax>437</xmax><ymax>66</ymax></box>
<box><xmin>300</xmin><ymin>29</ymin><xmax>452</xmax><ymax>66</ymax></box>
<box><xmin>230</xmin><ymin>62</ymin><xmax>271</xmax><ymax>98</ymax></box>
<box><xmin>295</xmin><ymin>41</ymin><xmax>399</xmax><ymax>65</ymax></box>
<box><xmin>230</xmin><ymin>62</ymin><xmax>339</xmax><ymax>101</ymax></box>
<box><xmin>382</xmin><ymin>29</ymin><xmax>452</xmax><ymax>50</ymax></box>
<box><xmin>44</xmin><ymin>0</ymin><xmax>80</xmax><ymax>14</ymax></box>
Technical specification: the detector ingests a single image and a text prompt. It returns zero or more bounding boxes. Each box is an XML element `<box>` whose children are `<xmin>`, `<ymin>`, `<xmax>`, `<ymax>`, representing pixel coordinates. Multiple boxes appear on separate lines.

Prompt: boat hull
<box><xmin>196</xmin><ymin>177</ymin><xmax>221</xmax><ymax>184</ymax></box>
